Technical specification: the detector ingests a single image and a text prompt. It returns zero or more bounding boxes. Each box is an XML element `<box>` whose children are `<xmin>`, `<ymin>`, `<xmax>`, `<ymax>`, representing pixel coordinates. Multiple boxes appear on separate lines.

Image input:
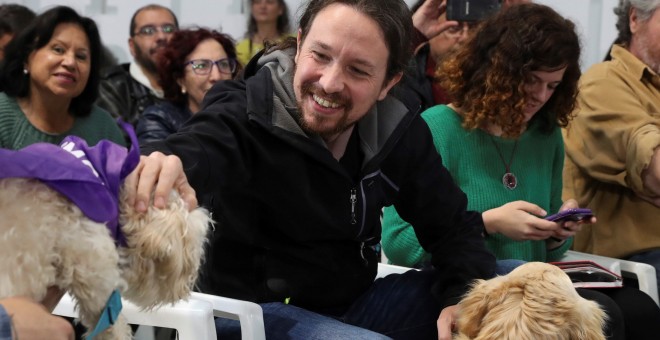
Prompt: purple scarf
<box><xmin>0</xmin><ymin>121</ymin><xmax>139</xmax><ymax>245</ymax></box>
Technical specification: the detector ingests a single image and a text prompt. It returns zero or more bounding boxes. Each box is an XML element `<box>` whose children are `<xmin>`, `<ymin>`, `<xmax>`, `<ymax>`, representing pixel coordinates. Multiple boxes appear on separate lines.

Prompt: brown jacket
<box><xmin>563</xmin><ymin>45</ymin><xmax>660</xmax><ymax>258</ymax></box>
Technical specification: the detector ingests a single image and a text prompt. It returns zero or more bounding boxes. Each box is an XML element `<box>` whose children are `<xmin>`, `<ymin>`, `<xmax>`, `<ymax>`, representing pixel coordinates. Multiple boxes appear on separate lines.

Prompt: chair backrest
<box><xmin>190</xmin><ymin>292</ymin><xmax>266</xmax><ymax>340</ymax></box>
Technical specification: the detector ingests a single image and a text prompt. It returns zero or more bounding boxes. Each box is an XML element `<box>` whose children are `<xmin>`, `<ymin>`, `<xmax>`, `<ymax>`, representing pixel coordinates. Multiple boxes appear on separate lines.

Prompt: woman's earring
<box><xmin>181</xmin><ymin>88</ymin><xmax>186</xmax><ymax>94</ymax></box>
<box><xmin>23</xmin><ymin>68</ymin><xmax>28</xmax><ymax>75</ymax></box>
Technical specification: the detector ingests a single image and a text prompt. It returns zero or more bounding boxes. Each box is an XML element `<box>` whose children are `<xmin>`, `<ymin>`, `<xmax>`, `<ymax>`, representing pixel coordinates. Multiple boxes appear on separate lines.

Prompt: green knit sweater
<box><xmin>0</xmin><ymin>92</ymin><xmax>125</xmax><ymax>149</ymax></box>
<box><xmin>382</xmin><ymin>105</ymin><xmax>571</xmax><ymax>266</ymax></box>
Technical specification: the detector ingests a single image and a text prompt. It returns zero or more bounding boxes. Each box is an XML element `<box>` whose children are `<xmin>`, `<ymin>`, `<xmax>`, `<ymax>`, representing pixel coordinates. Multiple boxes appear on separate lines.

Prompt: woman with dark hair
<box><xmin>0</xmin><ymin>6</ymin><xmax>124</xmax><ymax>149</ymax></box>
<box><xmin>382</xmin><ymin>3</ymin><xmax>660</xmax><ymax>339</ymax></box>
<box><xmin>136</xmin><ymin>28</ymin><xmax>241</xmax><ymax>144</ymax></box>
<box><xmin>235</xmin><ymin>0</ymin><xmax>292</xmax><ymax>66</ymax></box>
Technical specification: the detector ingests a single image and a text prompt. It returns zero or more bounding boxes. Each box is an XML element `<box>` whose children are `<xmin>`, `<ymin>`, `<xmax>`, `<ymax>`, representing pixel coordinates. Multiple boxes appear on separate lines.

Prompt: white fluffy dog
<box><xmin>454</xmin><ymin>262</ymin><xmax>606</xmax><ymax>340</ymax></box>
<box><xmin>0</xmin><ymin>132</ymin><xmax>210</xmax><ymax>339</ymax></box>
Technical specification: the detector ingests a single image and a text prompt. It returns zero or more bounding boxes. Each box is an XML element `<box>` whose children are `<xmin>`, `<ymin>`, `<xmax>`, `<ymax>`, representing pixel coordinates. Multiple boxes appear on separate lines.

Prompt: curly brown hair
<box><xmin>438</xmin><ymin>3</ymin><xmax>581</xmax><ymax>138</ymax></box>
<box><xmin>156</xmin><ymin>27</ymin><xmax>241</xmax><ymax>106</ymax></box>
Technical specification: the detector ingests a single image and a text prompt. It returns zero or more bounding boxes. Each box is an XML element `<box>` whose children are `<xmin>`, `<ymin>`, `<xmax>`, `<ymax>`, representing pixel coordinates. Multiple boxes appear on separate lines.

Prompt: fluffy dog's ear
<box><xmin>455</xmin><ymin>278</ymin><xmax>504</xmax><ymax>338</ymax></box>
<box><xmin>458</xmin><ymin>276</ymin><xmax>528</xmax><ymax>340</ymax></box>
<box><xmin>518</xmin><ymin>264</ymin><xmax>606</xmax><ymax>340</ymax></box>
<box><xmin>568</xmin><ymin>299</ymin><xmax>607</xmax><ymax>340</ymax></box>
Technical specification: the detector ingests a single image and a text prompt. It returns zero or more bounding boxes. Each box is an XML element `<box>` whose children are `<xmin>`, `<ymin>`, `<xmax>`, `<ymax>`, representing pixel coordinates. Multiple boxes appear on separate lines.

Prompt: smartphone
<box><xmin>446</xmin><ymin>0</ymin><xmax>501</xmax><ymax>22</ymax></box>
<box><xmin>544</xmin><ymin>208</ymin><xmax>594</xmax><ymax>223</ymax></box>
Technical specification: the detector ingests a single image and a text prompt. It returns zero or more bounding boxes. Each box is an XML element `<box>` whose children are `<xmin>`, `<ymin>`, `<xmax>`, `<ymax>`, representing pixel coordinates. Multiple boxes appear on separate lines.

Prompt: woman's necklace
<box><xmin>488</xmin><ymin>135</ymin><xmax>518</xmax><ymax>190</ymax></box>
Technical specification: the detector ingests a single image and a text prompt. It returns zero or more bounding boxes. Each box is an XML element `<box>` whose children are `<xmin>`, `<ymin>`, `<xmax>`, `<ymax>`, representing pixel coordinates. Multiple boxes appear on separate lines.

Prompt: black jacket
<box><xmin>142</xmin><ymin>48</ymin><xmax>495</xmax><ymax>313</ymax></box>
<box><xmin>96</xmin><ymin>63</ymin><xmax>163</xmax><ymax>126</ymax></box>
<box><xmin>136</xmin><ymin>101</ymin><xmax>192</xmax><ymax>145</ymax></box>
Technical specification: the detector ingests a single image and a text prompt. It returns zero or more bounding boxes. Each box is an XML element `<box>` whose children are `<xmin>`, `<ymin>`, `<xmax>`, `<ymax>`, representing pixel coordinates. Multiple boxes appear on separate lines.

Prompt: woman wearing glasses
<box><xmin>137</xmin><ymin>28</ymin><xmax>241</xmax><ymax>144</ymax></box>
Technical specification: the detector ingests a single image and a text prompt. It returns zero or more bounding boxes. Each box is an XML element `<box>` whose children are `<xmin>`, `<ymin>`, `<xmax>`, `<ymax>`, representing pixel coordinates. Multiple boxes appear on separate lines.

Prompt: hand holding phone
<box><xmin>544</xmin><ymin>208</ymin><xmax>594</xmax><ymax>223</ymax></box>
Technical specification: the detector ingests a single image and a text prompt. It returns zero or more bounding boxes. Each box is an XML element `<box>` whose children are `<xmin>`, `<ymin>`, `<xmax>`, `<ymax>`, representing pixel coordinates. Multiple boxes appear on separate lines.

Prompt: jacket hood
<box><xmin>257</xmin><ymin>47</ymin><xmax>316</xmax><ymax>142</ymax></box>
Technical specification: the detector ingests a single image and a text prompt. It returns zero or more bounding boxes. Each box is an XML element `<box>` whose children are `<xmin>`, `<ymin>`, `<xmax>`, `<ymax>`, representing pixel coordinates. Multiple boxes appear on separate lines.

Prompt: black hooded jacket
<box><xmin>141</xmin><ymin>48</ymin><xmax>495</xmax><ymax>313</ymax></box>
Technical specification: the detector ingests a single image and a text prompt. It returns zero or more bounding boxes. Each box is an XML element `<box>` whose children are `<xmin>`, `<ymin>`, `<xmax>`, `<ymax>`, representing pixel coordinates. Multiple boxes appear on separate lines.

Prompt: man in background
<box><xmin>563</xmin><ymin>0</ymin><xmax>660</xmax><ymax>290</ymax></box>
<box><xmin>96</xmin><ymin>4</ymin><xmax>178</xmax><ymax>126</ymax></box>
<box><xmin>404</xmin><ymin>0</ymin><xmax>530</xmax><ymax>110</ymax></box>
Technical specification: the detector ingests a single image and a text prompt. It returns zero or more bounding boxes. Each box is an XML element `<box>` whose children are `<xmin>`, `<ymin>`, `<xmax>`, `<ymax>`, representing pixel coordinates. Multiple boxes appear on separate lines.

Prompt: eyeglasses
<box><xmin>185</xmin><ymin>58</ymin><xmax>237</xmax><ymax>75</ymax></box>
<box><xmin>134</xmin><ymin>24</ymin><xmax>178</xmax><ymax>37</ymax></box>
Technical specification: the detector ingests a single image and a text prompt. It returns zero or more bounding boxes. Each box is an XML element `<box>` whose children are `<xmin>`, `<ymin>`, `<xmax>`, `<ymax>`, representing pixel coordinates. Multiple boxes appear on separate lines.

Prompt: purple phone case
<box><xmin>544</xmin><ymin>208</ymin><xmax>593</xmax><ymax>222</ymax></box>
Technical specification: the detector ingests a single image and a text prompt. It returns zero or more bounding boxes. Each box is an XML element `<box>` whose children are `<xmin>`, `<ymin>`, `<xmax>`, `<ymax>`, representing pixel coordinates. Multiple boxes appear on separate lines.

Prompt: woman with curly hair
<box><xmin>384</xmin><ymin>2</ymin><xmax>581</xmax><ymax>268</ymax></box>
<box><xmin>136</xmin><ymin>28</ymin><xmax>241</xmax><ymax>144</ymax></box>
<box><xmin>382</xmin><ymin>3</ymin><xmax>660</xmax><ymax>339</ymax></box>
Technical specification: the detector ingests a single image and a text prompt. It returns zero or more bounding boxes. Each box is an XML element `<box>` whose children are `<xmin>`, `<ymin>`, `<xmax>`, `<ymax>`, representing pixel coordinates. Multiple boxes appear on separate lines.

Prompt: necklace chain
<box><xmin>489</xmin><ymin>136</ymin><xmax>517</xmax><ymax>172</ymax></box>
<box><xmin>489</xmin><ymin>136</ymin><xmax>519</xmax><ymax>190</ymax></box>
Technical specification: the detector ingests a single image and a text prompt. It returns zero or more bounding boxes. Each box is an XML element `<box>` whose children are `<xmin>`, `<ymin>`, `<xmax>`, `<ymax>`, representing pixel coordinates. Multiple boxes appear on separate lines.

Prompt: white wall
<box><xmin>535</xmin><ymin>0</ymin><xmax>620</xmax><ymax>70</ymax></box>
<box><xmin>3</xmin><ymin>0</ymin><xmax>620</xmax><ymax>71</ymax></box>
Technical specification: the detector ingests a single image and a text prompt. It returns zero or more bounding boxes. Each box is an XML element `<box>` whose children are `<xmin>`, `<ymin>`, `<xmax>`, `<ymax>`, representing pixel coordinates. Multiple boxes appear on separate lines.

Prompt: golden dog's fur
<box><xmin>0</xmin><ymin>177</ymin><xmax>210</xmax><ymax>339</ymax></box>
<box><xmin>454</xmin><ymin>262</ymin><xmax>606</xmax><ymax>340</ymax></box>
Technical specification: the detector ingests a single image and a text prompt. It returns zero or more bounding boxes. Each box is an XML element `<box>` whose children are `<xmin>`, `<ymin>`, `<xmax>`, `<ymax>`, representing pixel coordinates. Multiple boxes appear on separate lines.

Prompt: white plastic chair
<box><xmin>190</xmin><ymin>292</ymin><xmax>266</xmax><ymax>340</ymax></box>
<box><xmin>53</xmin><ymin>293</ymin><xmax>217</xmax><ymax>340</ymax></box>
<box><xmin>560</xmin><ymin>250</ymin><xmax>659</xmax><ymax>306</ymax></box>
<box><xmin>376</xmin><ymin>262</ymin><xmax>415</xmax><ymax>278</ymax></box>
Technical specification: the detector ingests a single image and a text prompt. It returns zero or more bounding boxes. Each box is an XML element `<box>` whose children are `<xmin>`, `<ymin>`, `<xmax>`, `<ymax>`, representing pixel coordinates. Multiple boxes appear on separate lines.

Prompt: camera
<box><xmin>446</xmin><ymin>0</ymin><xmax>501</xmax><ymax>22</ymax></box>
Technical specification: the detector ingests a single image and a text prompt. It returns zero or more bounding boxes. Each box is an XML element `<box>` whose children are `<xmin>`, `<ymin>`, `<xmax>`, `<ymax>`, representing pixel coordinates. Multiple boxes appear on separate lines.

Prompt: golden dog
<box><xmin>454</xmin><ymin>262</ymin><xmax>606</xmax><ymax>340</ymax></box>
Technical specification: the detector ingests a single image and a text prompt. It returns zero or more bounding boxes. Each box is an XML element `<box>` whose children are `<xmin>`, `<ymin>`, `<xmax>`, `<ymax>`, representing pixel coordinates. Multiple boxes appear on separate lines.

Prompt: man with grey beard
<box><xmin>96</xmin><ymin>4</ymin><xmax>178</xmax><ymax>126</ymax></box>
<box><xmin>563</xmin><ymin>0</ymin><xmax>660</xmax><ymax>293</ymax></box>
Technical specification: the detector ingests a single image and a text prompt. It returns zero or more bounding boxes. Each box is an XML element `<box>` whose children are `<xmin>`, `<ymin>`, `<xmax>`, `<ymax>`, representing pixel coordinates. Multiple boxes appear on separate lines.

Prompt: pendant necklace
<box><xmin>489</xmin><ymin>135</ymin><xmax>518</xmax><ymax>190</ymax></box>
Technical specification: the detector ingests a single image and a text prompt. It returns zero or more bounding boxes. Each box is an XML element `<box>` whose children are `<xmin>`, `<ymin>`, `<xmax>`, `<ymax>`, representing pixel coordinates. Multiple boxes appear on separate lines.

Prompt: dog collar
<box><xmin>0</xmin><ymin>121</ymin><xmax>139</xmax><ymax>245</ymax></box>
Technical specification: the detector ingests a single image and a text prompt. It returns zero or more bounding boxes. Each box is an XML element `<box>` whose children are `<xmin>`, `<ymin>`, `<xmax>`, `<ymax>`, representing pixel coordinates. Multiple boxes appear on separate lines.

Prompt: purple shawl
<box><xmin>0</xmin><ymin>121</ymin><xmax>139</xmax><ymax>244</ymax></box>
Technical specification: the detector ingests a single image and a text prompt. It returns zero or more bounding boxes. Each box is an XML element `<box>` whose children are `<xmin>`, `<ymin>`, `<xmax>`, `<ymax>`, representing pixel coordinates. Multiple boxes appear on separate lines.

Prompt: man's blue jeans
<box><xmin>215</xmin><ymin>269</ymin><xmax>443</xmax><ymax>339</ymax></box>
<box><xmin>494</xmin><ymin>258</ymin><xmax>526</xmax><ymax>275</ymax></box>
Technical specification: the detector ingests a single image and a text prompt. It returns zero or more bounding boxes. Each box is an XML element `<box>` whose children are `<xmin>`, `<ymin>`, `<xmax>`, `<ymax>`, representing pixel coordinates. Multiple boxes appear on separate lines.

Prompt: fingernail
<box><xmin>155</xmin><ymin>196</ymin><xmax>165</xmax><ymax>208</ymax></box>
<box><xmin>137</xmin><ymin>201</ymin><xmax>146</xmax><ymax>212</ymax></box>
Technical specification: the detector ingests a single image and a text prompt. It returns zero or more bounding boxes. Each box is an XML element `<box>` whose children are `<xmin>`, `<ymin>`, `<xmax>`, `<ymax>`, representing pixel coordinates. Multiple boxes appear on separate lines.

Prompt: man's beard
<box><xmin>134</xmin><ymin>41</ymin><xmax>164</xmax><ymax>75</ymax></box>
<box><xmin>637</xmin><ymin>31</ymin><xmax>660</xmax><ymax>74</ymax></box>
<box><xmin>296</xmin><ymin>81</ymin><xmax>354</xmax><ymax>139</ymax></box>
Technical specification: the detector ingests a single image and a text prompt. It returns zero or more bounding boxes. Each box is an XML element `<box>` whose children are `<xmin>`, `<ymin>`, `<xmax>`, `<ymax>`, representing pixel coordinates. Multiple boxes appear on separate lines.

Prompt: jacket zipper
<box><xmin>351</xmin><ymin>188</ymin><xmax>368</xmax><ymax>266</ymax></box>
<box><xmin>350</xmin><ymin>188</ymin><xmax>357</xmax><ymax>225</ymax></box>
